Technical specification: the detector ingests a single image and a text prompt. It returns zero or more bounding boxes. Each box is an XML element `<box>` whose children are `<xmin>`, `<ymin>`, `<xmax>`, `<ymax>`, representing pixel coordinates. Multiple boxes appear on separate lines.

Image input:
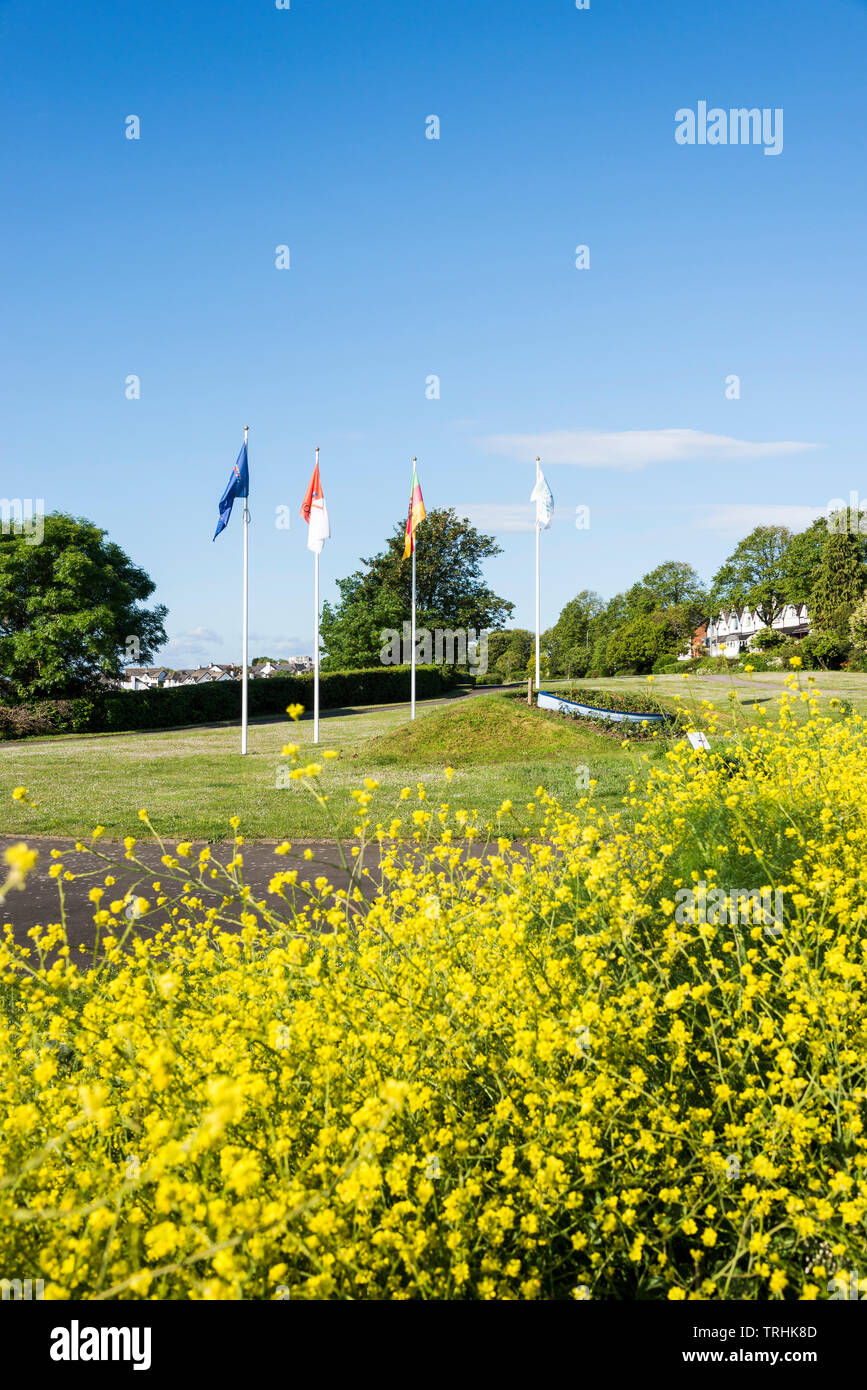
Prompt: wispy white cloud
<box><xmin>454</xmin><ymin>502</ymin><xmax>572</xmax><ymax>533</ymax></box>
<box><xmin>162</xmin><ymin>626</ymin><xmax>220</xmax><ymax>650</ymax></box>
<box><xmin>479</xmin><ymin>428</ymin><xmax>821</xmax><ymax>471</ymax></box>
<box><xmin>691</xmin><ymin>503</ymin><xmax>825</xmax><ymax>536</ymax></box>
<box><xmin>158</xmin><ymin>627</ymin><xmax>223</xmax><ymax>666</ymax></box>
<box><xmin>456</xmin><ymin>499</ymin><xmax>826</xmax><ymax>540</ymax></box>
<box><xmin>249</xmin><ymin>635</ymin><xmax>310</xmax><ymax>658</ymax></box>
<box><xmin>159</xmin><ymin>628</ymin><xmax>310</xmax><ymax>666</ymax></box>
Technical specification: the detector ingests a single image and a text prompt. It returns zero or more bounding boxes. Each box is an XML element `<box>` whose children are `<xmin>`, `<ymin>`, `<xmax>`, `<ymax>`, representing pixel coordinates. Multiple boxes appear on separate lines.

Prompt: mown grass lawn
<box><xmin>544</xmin><ymin>669</ymin><xmax>867</xmax><ymax>730</ymax></box>
<box><xmin>7</xmin><ymin>672</ymin><xmax>859</xmax><ymax>843</ymax></box>
<box><xmin>1</xmin><ymin>692</ymin><xmax>650</xmax><ymax>842</ymax></box>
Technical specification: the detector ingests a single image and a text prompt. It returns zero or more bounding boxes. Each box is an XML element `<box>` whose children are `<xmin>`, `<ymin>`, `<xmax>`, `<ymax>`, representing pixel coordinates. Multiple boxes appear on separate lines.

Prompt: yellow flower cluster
<box><xmin>1</xmin><ymin>689</ymin><xmax>866</xmax><ymax>1299</ymax></box>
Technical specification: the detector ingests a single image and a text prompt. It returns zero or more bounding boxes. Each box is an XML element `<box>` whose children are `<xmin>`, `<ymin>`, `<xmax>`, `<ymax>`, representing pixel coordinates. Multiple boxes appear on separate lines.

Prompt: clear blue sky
<box><xmin>2</xmin><ymin>0</ymin><xmax>865</xmax><ymax>664</ymax></box>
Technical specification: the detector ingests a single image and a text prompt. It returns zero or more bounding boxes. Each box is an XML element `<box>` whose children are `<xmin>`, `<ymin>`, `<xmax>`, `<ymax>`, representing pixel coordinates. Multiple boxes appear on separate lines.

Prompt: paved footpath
<box><xmin>0</xmin><ymin>835</ymin><xmax>504</xmax><ymax>959</ymax></box>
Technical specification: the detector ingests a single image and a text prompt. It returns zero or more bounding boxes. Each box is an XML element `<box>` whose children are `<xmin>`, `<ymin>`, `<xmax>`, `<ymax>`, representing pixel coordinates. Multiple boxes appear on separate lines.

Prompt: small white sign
<box><xmin>686</xmin><ymin>731</ymin><xmax>711</xmax><ymax>751</ymax></box>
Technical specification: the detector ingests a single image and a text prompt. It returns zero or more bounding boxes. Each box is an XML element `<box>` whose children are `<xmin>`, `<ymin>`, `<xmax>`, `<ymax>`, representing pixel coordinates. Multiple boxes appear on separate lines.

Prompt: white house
<box><xmin>120</xmin><ymin>667</ymin><xmax>168</xmax><ymax>691</ymax></box>
<box><xmin>704</xmin><ymin>603</ymin><xmax>810</xmax><ymax>658</ymax></box>
<box><xmin>121</xmin><ymin>657</ymin><xmax>314</xmax><ymax>689</ymax></box>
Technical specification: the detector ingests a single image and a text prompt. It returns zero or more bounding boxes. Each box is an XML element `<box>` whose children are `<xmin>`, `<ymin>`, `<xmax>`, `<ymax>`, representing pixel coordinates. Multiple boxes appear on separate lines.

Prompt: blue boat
<box><xmin>537</xmin><ymin>691</ymin><xmax>666</xmax><ymax>725</ymax></box>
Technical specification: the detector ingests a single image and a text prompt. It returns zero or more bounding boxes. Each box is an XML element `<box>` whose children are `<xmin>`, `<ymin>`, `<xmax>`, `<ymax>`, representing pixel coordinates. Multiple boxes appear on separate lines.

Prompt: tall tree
<box><xmin>491</xmin><ymin>628</ymin><xmax>534</xmax><ymax>677</ymax></box>
<box><xmin>628</xmin><ymin>561</ymin><xmax>707</xmax><ymax>613</ymax></box>
<box><xmin>320</xmin><ymin>508</ymin><xmax>514</xmax><ymax>670</ymax></box>
<box><xmin>544</xmin><ymin>590</ymin><xmax>605</xmax><ymax>672</ymax></box>
<box><xmin>709</xmin><ymin>525</ymin><xmax>792</xmax><ymax>626</ymax></box>
<box><xmin>784</xmin><ymin>513</ymin><xmax>867</xmax><ymax>606</ymax></box>
<box><xmin>0</xmin><ymin>512</ymin><xmax>168</xmax><ymax>702</ymax></box>
<box><xmin>809</xmin><ymin>531</ymin><xmax>867</xmax><ymax>636</ymax></box>
<box><xmin>782</xmin><ymin>517</ymin><xmax>829</xmax><ymax>606</ymax></box>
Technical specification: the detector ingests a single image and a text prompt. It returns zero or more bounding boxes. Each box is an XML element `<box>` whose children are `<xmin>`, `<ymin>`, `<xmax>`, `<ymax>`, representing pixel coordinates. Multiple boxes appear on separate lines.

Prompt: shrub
<box><xmin>749</xmin><ymin>628</ymin><xmax>786</xmax><ymax>652</ymax></box>
<box><xmin>0</xmin><ymin>699</ymin><xmax>96</xmax><ymax>740</ymax></box>
<box><xmin>652</xmin><ymin>653</ymin><xmax>683</xmax><ymax>673</ymax></box>
<box><xmin>798</xmin><ymin>633</ymin><xmax>851</xmax><ymax>671</ymax></box>
<box><xmin>736</xmin><ymin>655</ymin><xmax>774</xmax><ymax>673</ymax></box>
<box><xmin>3</xmin><ymin>683</ymin><xmax>867</xmax><ymax>1299</ymax></box>
<box><xmin>692</xmin><ymin>656</ymin><xmax>737</xmax><ymax>673</ymax></box>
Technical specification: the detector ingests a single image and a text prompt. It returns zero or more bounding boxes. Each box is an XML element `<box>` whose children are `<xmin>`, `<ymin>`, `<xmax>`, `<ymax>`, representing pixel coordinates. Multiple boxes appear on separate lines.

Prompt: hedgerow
<box><xmin>0</xmin><ymin>665</ymin><xmax>458</xmax><ymax>741</ymax></box>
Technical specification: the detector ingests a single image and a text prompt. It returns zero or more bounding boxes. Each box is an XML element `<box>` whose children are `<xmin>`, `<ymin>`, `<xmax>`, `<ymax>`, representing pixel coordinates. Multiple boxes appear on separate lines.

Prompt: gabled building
<box><xmin>702</xmin><ymin>603</ymin><xmax>810</xmax><ymax>658</ymax></box>
<box><xmin>120</xmin><ymin>657</ymin><xmax>314</xmax><ymax>688</ymax></box>
<box><xmin>121</xmin><ymin>667</ymin><xmax>169</xmax><ymax>691</ymax></box>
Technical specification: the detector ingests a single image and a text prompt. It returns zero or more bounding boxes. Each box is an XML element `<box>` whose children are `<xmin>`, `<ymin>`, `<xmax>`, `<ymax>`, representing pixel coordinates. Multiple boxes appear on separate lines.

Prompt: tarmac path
<box><xmin>0</xmin><ymin>834</ymin><xmax>505</xmax><ymax>959</ymax></box>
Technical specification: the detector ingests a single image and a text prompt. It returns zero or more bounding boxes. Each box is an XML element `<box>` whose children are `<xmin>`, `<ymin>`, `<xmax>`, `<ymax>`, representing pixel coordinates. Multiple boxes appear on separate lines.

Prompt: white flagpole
<box><xmin>411</xmin><ymin>457</ymin><xmax>417</xmax><ymax>721</ymax></box>
<box><xmin>535</xmin><ymin>455</ymin><xmax>541</xmax><ymax>691</ymax></box>
<box><xmin>241</xmin><ymin>425</ymin><xmax>250</xmax><ymax>755</ymax></box>
<box><xmin>313</xmin><ymin>447</ymin><xmax>321</xmax><ymax>745</ymax></box>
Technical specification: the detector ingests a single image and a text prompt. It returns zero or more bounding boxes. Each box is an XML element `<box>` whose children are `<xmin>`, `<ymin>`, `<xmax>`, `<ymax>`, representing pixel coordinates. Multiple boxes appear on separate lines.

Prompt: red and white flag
<box><xmin>300</xmin><ymin>461</ymin><xmax>330</xmax><ymax>553</ymax></box>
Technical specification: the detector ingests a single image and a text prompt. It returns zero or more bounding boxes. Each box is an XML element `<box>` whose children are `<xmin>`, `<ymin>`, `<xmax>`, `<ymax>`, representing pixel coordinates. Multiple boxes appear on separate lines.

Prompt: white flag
<box><xmin>530</xmin><ymin>471</ymin><xmax>554</xmax><ymax>529</ymax></box>
<box><xmin>301</xmin><ymin>462</ymin><xmax>330</xmax><ymax>553</ymax></box>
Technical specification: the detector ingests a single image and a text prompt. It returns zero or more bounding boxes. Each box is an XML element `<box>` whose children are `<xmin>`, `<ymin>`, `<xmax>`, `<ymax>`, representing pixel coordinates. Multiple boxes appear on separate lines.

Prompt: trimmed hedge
<box><xmin>0</xmin><ymin>665</ymin><xmax>459</xmax><ymax>741</ymax></box>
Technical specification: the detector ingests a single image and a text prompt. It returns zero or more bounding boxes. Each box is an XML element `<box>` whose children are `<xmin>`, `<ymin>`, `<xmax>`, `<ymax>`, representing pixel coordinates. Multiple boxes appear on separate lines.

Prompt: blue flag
<box><xmin>213</xmin><ymin>441</ymin><xmax>249</xmax><ymax>540</ymax></box>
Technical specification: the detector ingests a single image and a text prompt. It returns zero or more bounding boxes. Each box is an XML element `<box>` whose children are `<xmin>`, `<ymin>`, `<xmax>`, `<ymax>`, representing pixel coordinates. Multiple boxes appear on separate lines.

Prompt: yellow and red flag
<box><xmin>402</xmin><ymin>458</ymin><xmax>426</xmax><ymax>558</ymax></box>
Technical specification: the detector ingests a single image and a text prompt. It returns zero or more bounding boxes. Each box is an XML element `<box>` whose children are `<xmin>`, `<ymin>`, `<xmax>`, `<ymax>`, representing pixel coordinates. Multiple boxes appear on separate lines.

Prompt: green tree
<box><xmin>709</xmin><ymin>525</ymin><xmax>792</xmax><ymax>626</ymax></box>
<box><xmin>486</xmin><ymin>629</ymin><xmax>529</xmax><ymax>672</ymax></box>
<box><xmin>489</xmin><ymin>628</ymin><xmax>534</xmax><ymax>678</ymax></box>
<box><xmin>320</xmin><ymin>508</ymin><xmax>515</xmax><ymax>670</ymax></box>
<box><xmin>0</xmin><ymin>512</ymin><xmax>168</xmax><ymax>702</ymax></box>
<box><xmin>809</xmin><ymin>530</ymin><xmax>867</xmax><ymax>637</ymax></box>
<box><xmin>782</xmin><ymin>517</ymin><xmax>829</xmax><ymax>606</ymax></box>
<box><xmin>626</xmin><ymin>561</ymin><xmax>706</xmax><ymax>617</ymax></box>
<box><xmin>849</xmin><ymin>592</ymin><xmax>867</xmax><ymax>657</ymax></box>
<box><xmin>524</xmin><ymin>649</ymin><xmax>552</xmax><ymax>681</ymax></box>
<box><xmin>583</xmin><ymin>592</ymin><xmax>630</xmax><ymax>675</ymax></box>
<box><xmin>607</xmin><ymin>612</ymin><xmax>682</xmax><ymax>673</ymax></box>
<box><xmin>544</xmin><ymin>590</ymin><xmax>605</xmax><ymax>675</ymax></box>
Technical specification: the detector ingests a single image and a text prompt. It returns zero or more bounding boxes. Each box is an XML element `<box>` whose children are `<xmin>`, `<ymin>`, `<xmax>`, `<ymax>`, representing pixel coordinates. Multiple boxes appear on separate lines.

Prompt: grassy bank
<box><xmin>7</xmin><ymin>672</ymin><xmax>858</xmax><ymax>842</ymax></box>
<box><xmin>1</xmin><ymin>692</ymin><xmax>644</xmax><ymax>841</ymax></box>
